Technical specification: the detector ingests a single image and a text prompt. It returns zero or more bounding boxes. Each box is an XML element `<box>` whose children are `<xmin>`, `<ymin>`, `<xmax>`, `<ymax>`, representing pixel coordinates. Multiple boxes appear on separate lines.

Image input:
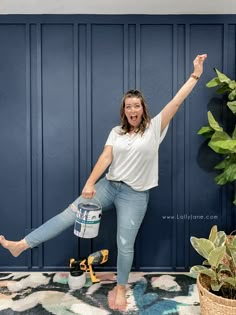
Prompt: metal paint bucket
<box><xmin>74</xmin><ymin>202</ymin><xmax>102</xmax><ymax>238</ymax></box>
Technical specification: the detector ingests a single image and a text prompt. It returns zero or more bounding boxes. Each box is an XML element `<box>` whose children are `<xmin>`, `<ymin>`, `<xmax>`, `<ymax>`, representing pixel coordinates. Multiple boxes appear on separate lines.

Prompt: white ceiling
<box><xmin>1</xmin><ymin>0</ymin><xmax>236</xmax><ymax>14</ymax></box>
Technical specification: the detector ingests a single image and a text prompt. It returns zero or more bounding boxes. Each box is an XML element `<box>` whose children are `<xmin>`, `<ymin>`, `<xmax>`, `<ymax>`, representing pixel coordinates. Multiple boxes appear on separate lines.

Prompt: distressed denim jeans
<box><xmin>25</xmin><ymin>176</ymin><xmax>149</xmax><ymax>284</ymax></box>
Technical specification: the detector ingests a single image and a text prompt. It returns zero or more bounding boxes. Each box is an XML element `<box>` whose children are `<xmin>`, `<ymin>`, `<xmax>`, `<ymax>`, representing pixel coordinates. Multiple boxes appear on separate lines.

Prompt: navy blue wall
<box><xmin>0</xmin><ymin>15</ymin><xmax>236</xmax><ymax>271</ymax></box>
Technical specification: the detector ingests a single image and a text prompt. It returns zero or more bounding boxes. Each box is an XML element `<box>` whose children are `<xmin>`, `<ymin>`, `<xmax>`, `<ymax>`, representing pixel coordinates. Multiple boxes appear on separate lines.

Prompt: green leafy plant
<box><xmin>190</xmin><ymin>225</ymin><xmax>236</xmax><ymax>299</ymax></box>
<box><xmin>198</xmin><ymin>69</ymin><xmax>236</xmax><ymax>204</ymax></box>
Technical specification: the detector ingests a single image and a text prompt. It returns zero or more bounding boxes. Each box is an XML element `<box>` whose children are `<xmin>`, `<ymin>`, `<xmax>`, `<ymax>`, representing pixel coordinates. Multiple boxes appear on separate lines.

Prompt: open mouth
<box><xmin>130</xmin><ymin>115</ymin><xmax>138</xmax><ymax>122</ymax></box>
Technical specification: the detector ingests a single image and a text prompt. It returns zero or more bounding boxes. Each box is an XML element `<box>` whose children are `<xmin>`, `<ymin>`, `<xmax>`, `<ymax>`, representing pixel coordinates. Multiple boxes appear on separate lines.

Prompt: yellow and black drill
<box><xmin>70</xmin><ymin>249</ymin><xmax>109</xmax><ymax>283</ymax></box>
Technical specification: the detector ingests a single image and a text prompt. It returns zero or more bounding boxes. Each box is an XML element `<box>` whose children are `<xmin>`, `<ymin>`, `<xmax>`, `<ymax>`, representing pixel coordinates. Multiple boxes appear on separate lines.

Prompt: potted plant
<box><xmin>197</xmin><ymin>68</ymin><xmax>236</xmax><ymax>204</ymax></box>
<box><xmin>190</xmin><ymin>225</ymin><xmax>236</xmax><ymax>314</ymax></box>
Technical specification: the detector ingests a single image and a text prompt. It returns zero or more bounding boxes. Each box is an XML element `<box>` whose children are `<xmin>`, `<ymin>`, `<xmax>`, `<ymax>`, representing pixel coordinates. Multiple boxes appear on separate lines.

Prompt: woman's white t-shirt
<box><xmin>105</xmin><ymin>113</ymin><xmax>168</xmax><ymax>191</ymax></box>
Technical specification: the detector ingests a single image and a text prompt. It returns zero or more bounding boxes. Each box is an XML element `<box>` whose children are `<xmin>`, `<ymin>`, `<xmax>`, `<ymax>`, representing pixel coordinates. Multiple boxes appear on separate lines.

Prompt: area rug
<box><xmin>0</xmin><ymin>272</ymin><xmax>200</xmax><ymax>314</ymax></box>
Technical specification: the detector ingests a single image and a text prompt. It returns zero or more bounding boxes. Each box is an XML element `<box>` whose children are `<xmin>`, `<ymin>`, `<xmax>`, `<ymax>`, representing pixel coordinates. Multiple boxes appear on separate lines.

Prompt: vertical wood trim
<box><xmin>123</xmin><ymin>24</ymin><xmax>129</xmax><ymax>92</ymax></box>
<box><xmin>172</xmin><ymin>24</ymin><xmax>178</xmax><ymax>270</ymax></box>
<box><xmin>73</xmin><ymin>23</ymin><xmax>79</xmax><ymax>199</ymax></box>
<box><xmin>78</xmin><ymin>24</ymin><xmax>86</xmax><ymax>257</ymax></box>
<box><xmin>78</xmin><ymin>24</ymin><xmax>87</xmax><ymax>189</ymax></box>
<box><xmin>86</xmin><ymin>23</ymin><xmax>92</xmax><ymax>175</ymax></box>
<box><xmin>28</xmin><ymin>23</ymin><xmax>37</xmax><ymax>268</ymax></box>
<box><xmin>79</xmin><ymin>23</ymin><xmax>93</xmax><ymax>256</ymax></box>
<box><xmin>133</xmin><ymin>23</ymin><xmax>140</xmax><ymax>270</ymax></box>
<box><xmin>184</xmin><ymin>23</ymin><xmax>190</xmax><ymax>270</ymax></box>
<box><xmin>36</xmin><ymin>23</ymin><xmax>43</xmax><ymax>268</ymax></box>
<box><xmin>128</xmin><ymin>24</ymin><xmax>136</xmax><ymax>89</ymax></box>
<box><xmin>135</xmin><ymin>23</ymin><xmax>140</xmax><ymax>89</ymax></box>
<box><xmin>223</xmin><ymin>24</ymin><xmax>228</xmax><ymax>73</ymax></box>
<box><xmin>25</xmin><ymin>23</ymin><xmax>32</xmax><ymax>268</ymax></box>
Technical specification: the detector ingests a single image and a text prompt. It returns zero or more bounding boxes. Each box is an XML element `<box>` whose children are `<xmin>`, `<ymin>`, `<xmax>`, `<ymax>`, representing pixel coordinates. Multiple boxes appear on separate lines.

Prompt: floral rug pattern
<box><xmin>0</xmin><ymin>272</ymin><xmax>200</xmax><ymax>314</ymax></box>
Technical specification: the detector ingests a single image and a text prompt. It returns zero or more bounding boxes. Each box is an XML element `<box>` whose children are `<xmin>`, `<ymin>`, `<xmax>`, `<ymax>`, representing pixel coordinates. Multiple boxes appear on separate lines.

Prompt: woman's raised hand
<box><xmin>193</xmin><ymin>54</ymin><xmax>207</xmax><ymax>77</ymax></box>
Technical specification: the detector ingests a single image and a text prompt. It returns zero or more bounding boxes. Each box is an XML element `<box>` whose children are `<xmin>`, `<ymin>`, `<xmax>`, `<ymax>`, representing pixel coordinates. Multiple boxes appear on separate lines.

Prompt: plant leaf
<box><xmin>227</xmin><ymin>101</ymin><xmax>236</xmax><ymax>114</ymax></box>
<box><xmin>228</xmin><ymin>90</ymin><xmax>236</xmax><ymax>101</ymax></box>
<box><xmin>215</xmin><ymin>68</ymin><xmax>231</xmax><ymax>84</ymax></box>
<box><xmin>199</xmin><ymin>269</ymin><xmax>217</xmax><ymax>280</ymax></box>
<box><xmin>190</xmin><ymin>237</ymin><xmax>215</xmax><ymax>260</ymax></box>
<box><xmin>214</xmin><ymin>157</ymin><xmax>230</xmax><ymax>170</ymax></box>
<box><xmin>208</xmin><ymin>131</ymin><xmax>236</xmax><ymax>154</ymax></box>
<box><xmin>211</xmin><ymin>280</ymin><xmax>223</xmax><ymax>291</ymax></box>
<box><xmin>232</xmin><ymin>126</ymin><xmax>236</xmax><ymax>140</ymax></box>
<box><xmin>209</xmin><ymin>225</ymin><xmax>218</xmax><ymax>243</ymax></box>
<box><xmin>214</xmin><ymin>231</ymin><xmax>227</xmax><ymax>247</ymax></box>
<box><xmin>207</xmin><ymin>111</ymin><xmax>223</xmax><ymax>131</ymax></box>
<box><xmin>208</xmin><ymin>141</ymin><xmax>236</xmax><ymax>155</ymax></box>
<box><xmin>210</xmin><ymin>139</ymin><xmax>236</xmax><ymax>153</ymax></box>
<box><xmin>189</xmin><ymin>265</ymin><xmax>209</xmax><ymax>278</ymax></box>
<box><xmin>227</xmin><ymin>244</ymin><xmax>236</xmax><ymax>267</ymax></box>
<box><xmin>217</xmin><ymin>264</ymin><xmax>232</xmax><ymax>275</ymax></box>
<box><xmin>197</xmin><ymin>126</ymin><xmax>215</xmax><ymax>139</ymax></box>
<box><xmin>206</xmin><ymin>77</ymin><xmax>220</xmax><ymax>88</ymax></box>
<box><xmin>215</xmin><ymin>172</ymin><xmax>228</xmax><ymax>185</ymax></box>
<box><xmin>223</xmin><ymin>277</ymin><xmax>236</xmax><ymax>288</ymax></box>
<box><xmin>202</xmin><ymin>259</ymin><xmax>210</xmax><ymax>266</ymax></box>
<box><xmin>232</xmin><ymin>236</ymin><xmax>236</xmax><ymax>247</ymax></box>
<box><xmin>216</xmin><ymin>85</ymin><xmax>231</xmax><ymax>94</ymax></box>
<box><xmin>229</xmin><ymin>80</ymin><xmax>236</xmax><ymax>90</ymax></box>
<box><xmin>215</xmin><ymin>163</ymin><xmax>236</xmax><ymax>184</ymax></box>
<box><xmin>208</xmin><ymin>246</ymin><xmax>226</xmax><ymax>268</ymax></box>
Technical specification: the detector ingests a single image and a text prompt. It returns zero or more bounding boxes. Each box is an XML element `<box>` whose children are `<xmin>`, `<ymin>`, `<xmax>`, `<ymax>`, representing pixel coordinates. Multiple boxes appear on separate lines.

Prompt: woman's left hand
<box><xmin>193</xmin><ymin>54</ymin><xmax>207</xmax><ymax>77</ymax></box>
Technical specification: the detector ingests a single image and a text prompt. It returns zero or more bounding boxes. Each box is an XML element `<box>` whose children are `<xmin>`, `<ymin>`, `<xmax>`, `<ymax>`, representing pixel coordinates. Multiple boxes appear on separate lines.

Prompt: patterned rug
<box><xmin>0</xmin><ymin>272</ymin><xmax>200</xmax><ymax>314</ymax></box>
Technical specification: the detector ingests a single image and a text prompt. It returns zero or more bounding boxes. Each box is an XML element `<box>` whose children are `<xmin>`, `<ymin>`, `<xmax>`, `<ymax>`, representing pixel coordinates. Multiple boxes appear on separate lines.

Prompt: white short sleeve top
<box><xmin>105</xmin><ymin>113</ymin><xmax>169</xmax><ymax>191</ymax></box>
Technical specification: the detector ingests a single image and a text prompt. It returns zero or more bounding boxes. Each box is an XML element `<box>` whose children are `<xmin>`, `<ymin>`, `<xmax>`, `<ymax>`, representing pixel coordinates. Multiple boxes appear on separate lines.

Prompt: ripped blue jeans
<box><xmin>25</xmin><ymin>177</ymin><xmax>149</xmax><ymax>285</ymax></box>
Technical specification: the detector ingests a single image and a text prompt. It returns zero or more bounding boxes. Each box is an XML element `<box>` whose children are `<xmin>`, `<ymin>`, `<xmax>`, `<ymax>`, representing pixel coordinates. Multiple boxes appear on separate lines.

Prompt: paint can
<box><xmin>74</xmin><ymin>201</ymin><xmax>102</xmax><ymax>238</ymax></box>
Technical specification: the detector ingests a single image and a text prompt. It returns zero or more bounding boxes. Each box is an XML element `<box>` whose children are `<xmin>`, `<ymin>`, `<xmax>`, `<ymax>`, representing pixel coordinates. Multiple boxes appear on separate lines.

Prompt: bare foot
<box><xmin>108</xmin><ymin>286</ymin><xmax>117</xmax><ymax>308</ymax></box>
<box><xmin>0</xmin><ymin>236</ymin><xmax>29</xmax><ymax>257</ymax></box>
<box><xmin>108</xmin><ymin>284</ymin><xmax>127</xmax><ymax>311</ymax></box>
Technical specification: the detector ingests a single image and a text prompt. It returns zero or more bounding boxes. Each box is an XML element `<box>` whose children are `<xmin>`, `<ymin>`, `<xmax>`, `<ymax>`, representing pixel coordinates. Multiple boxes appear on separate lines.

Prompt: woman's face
<box><xmin>124</xmin><ymin>97</ymin><xmax>143</xmax><ymax>129</ymax></box>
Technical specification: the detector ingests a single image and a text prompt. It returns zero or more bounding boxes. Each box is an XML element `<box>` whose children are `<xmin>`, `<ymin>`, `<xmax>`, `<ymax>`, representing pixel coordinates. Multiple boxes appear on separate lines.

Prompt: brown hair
<box><xmin>120</xmin><ymin>89</ymin><xmax>151</xmax><ymax>135</ymax></box>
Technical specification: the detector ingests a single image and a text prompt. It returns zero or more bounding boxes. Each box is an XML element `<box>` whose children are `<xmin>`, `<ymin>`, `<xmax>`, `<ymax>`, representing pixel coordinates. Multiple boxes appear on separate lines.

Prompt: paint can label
<box><xmin>74</xmin><ymin>203</ymin><xmax>102</xmax><ymax>238</ymax></box>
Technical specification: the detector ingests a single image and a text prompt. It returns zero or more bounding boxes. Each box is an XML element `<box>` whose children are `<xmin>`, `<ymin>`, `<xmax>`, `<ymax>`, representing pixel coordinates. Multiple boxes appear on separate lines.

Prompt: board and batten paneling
<box><xmin>0</xmin><ymin>15</ymin><xmax>235</xmax><ymax>271</ymax></box>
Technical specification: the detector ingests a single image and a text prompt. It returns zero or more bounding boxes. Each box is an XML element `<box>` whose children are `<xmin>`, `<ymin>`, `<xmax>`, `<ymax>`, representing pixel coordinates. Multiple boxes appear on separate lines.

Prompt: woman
<box><xmin>0</xmin><ymin>54</ymin><xmax>207</xmax><ymax>311</ymax></box>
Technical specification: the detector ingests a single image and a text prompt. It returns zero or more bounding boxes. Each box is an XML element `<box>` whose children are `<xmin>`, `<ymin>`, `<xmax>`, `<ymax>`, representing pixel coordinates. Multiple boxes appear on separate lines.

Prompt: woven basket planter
<box><xmin>197</xmin><ymin>274</ymin><xmax>236</xmax><ymax>315</ymax></box>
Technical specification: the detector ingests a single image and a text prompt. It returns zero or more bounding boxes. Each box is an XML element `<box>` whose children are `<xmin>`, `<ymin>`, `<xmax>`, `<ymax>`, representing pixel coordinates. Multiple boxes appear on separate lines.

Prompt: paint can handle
<box><xmin>78</xmin><ymin>196</ymin><xmax>102</xmax><ymax>210</ymax></box>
